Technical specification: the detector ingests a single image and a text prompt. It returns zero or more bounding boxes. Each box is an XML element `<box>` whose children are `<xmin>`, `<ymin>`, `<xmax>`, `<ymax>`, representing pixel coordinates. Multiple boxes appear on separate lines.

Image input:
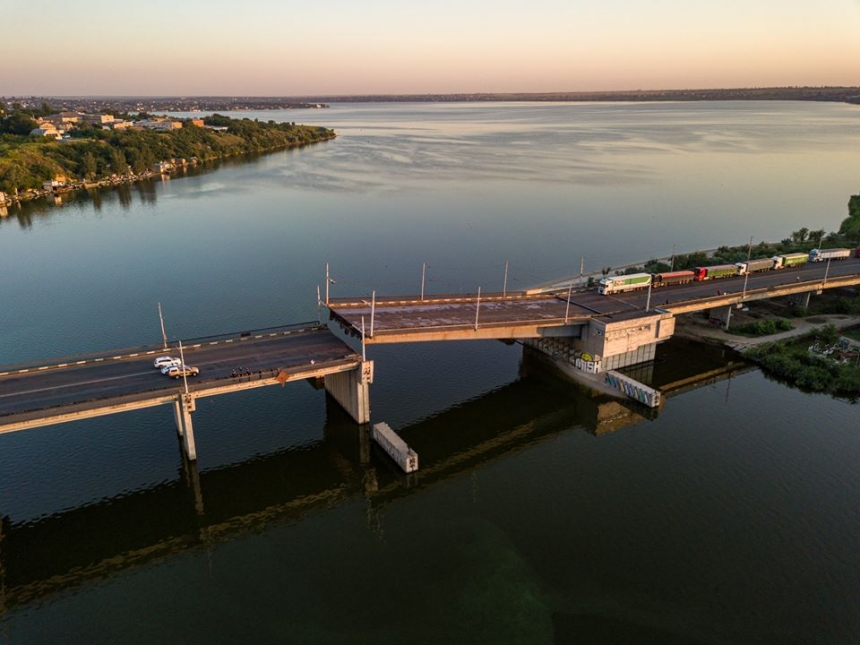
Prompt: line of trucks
<box><xmin>597</xmin><ymin>247</ymin><xmax>858</xmax><ymax>295</ymax></box>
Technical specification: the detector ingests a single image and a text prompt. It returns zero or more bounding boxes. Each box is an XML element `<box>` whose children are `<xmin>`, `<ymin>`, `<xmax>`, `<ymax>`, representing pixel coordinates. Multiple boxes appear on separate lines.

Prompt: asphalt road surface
<box><xmin>0</xmin><ymin>327</ymin><xmax>360</xmax><ymax>419</ymax></box>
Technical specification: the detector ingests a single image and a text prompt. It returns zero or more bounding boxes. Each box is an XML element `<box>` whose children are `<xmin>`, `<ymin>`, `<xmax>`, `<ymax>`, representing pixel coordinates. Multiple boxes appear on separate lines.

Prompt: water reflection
<box><xmin>0</xmin><ymin>342</ymin><xmax>743</xmax><ymax>614</ymax></box>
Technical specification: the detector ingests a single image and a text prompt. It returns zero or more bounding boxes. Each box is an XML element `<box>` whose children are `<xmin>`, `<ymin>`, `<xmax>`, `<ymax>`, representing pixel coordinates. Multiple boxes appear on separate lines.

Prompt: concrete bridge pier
<box><xmin>709</xmin><ymin>305</ymin><xmax>734</xmax><ymax>330</ymax></box>
<box><xmin>324</xmin><ymin>361</ymin><xmax>373</xmax><ymax>424</ymax></box>
<box><xmin>789</xmin><ymin>290</ymin><xmax>813</xmax><ymax>310</ymax></box>
<box><xmin>173</xmin><ymin>394</ymin><xmax>198</xmax><ymax>461</ymax></box>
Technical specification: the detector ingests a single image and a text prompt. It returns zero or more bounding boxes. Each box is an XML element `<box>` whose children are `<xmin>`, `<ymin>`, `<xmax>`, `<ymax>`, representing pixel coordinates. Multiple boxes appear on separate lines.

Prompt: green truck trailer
<box><xmin>772</xmin><ymin>252</ymin><xmax>809</xmax><ymax>269</ymax></box>
<box><xmin>597</xmin><ymin>273</ymin><xmax>651</xmax><ymax>295</ymax></box>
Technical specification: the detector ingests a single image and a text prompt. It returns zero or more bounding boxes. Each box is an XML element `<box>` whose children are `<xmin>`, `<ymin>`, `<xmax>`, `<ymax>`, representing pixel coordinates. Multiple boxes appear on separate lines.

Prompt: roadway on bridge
<box><xmin>327</xmin><ymin>257</ymin><xmax>860</xmax><ymax>341</ymax></box>
<box><xmin>0</xmin><ymin>326</ymin><xmax>360</xmax><ymax>422</ymax></box>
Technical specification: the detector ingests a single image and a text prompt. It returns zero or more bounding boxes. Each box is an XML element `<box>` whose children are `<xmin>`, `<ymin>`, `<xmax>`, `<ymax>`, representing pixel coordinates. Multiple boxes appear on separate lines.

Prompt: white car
<box><xmin>153</xmin><ymin>356</ymin><xmax>181</xmax><ymax>370</ymax></box>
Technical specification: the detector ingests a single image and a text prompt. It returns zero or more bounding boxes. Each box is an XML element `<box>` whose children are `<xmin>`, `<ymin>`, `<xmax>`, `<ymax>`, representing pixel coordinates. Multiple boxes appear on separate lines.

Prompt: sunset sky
<box><xmin>4</xmin><ymin>0</ymin><xmax>859</xmax><ymax>96</ymax></box>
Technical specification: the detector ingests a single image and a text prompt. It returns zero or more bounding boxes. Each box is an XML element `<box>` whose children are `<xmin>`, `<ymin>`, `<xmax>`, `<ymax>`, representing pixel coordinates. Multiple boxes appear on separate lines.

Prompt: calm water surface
<box><xmin>0</xmin><ymin>102</ymin><xmax>859</xmax><ymax>643</ymax></box>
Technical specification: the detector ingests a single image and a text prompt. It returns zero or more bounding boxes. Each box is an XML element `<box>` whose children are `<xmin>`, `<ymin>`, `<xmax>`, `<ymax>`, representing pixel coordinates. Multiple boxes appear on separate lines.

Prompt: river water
<box><xmin>0</xmin><ymin>102</ymin><xmax>859</xmax><ymax>643</ymax></box>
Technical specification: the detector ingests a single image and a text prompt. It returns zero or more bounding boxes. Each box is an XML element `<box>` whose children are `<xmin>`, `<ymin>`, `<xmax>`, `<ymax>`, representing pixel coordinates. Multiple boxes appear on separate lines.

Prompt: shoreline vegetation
<box><xmin>0</xmin><ymin>107</ymin><xmax>334</xmax><ymax>204</ymax></box>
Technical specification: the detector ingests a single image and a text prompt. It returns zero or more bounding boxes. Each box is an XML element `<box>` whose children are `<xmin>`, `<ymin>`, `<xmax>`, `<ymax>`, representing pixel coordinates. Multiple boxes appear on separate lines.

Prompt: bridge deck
<box><xmin>0</xmin><ymin>325</ymin><xmax>361</xmax><ymax>432</ymax></box>
<box><xmin>327</xmin><ymin>291</ymin><xmax>636</xmax><ymax>343</ymax></box>
<box><xmin>327</xmin><ymin>258</ymin><xmax>860</xmax><ymax>343</ymax></box>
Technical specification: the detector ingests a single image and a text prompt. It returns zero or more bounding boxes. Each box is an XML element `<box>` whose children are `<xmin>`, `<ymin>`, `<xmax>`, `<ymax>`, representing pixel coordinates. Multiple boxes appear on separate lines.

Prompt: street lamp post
<box><xmin>564</xmin><ymin>281</ymin><xmax>572</xmax><ymax>323</ymax></box>
<box><xmin>177</xmin><ymin>339</ymin><xmax>189</xmax><ymax>395</ymax></box>
<box><xmin>158</xmin><ymin>302</ymin><xmax>168</xmax><ymax>349</ymax></box>
<box><xmin>742</xmin><ymin>236</ymin><xmax>753</xmax><ymax>300</ymax></box>
<box><xmin>503</xmin><ymin>260</ymin><xmax>509</xmax><ymax>297</ymax></box>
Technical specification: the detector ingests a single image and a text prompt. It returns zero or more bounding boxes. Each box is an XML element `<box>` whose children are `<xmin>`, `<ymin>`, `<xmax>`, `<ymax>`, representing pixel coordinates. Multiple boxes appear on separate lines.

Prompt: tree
<box><xmin>808</xmin><ymin>229</ymin><xmax>826</xmax><ymax>246</ymax></box>
<box><xmin>78</xmin><ymin>152</ymin><xmax>97</xmax><ymax>180</ymax></box>
<box><xmin>790</xmin><ymin>227</ymin><xmax>809</xmax><ymax>244</ymax></box>
<box><xmin>2</xmin><ymin>112</ymin><xmax>38</xmax><ymax>135</ymax></box>
<box><xmin>839</xmin><ymin>194</ymin><xmax>860</xmax><ymax>239</ymax></box>
<box><xmin>110</xmin><ymin>148</ymin><xmax>129</xmax><ymax>175</ymax></box>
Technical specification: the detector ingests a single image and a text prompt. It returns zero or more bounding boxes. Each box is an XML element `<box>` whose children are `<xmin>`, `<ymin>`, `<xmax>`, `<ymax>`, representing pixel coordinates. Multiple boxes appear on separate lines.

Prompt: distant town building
<box><xmin>135</xmin><ymin>119</ymin><xmax>183</xmax><ymax>131</ymax></box>
<box><xmin>30</xmin><ymin>126</ymin><xmax>61</xmax><ymax>139</ymax></box>
<box><xmin>81</xmin><ymin>113</ymin><xmax>115</xmax><ymax>125</ymax></box>
<box><xmin>44</xmin><ymin>112</ymin><xmax>80</xmax><ymax>125</ymax></box>
<box><xmin>42</xmin><ymin>178</ymin><xmax>67</xmax><ymax>191</ymax></box>
<box><xmin>189</xmin><ymin>119</ymin><xmax>205</xmax><ymax>127</ymax></box>
<box><xmin>107</xmin><ymin>120</ymin><xmax>134</xmax><ymax>130</ymax></box>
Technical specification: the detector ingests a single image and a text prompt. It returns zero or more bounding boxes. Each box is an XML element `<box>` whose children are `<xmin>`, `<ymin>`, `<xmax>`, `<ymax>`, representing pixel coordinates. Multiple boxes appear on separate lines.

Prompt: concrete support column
<box><xmin>324</xmin><ymin>361</ymin><xmax>373</xmax><ymax>424</ymax></box>
<box><xmin>709</xmin><ymin>305</ymin><xmax>733</xmax><ymax>329</ymax></box>
<box><xmin>173</xmin><ymin>394</ymin><xmax>198</xmax><ymax>461</ymax></box>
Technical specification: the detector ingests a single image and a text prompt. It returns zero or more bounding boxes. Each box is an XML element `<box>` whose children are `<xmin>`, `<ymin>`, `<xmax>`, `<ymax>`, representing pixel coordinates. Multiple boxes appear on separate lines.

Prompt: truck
<box><xmin>651</xmin><ymin>270</ymin><xmax>696</xmax><ymax>287</ymax></box>
<box><xmin>772</xmin><ymin>252</ymin><xmax>809</xmax><ymax>269</ymax></box>
<box><xmin>597</xmin><ymin>273</ymin><xmax>651</xmax><ymax>295</ymax></box>
<box><xmin>735</xmin><ymin>257</ymin><xmax>775</xmax><ymax>275</ymax></box>
<box><xmin>809</xmin><ymin>248</ymin><xmax>851</xmax><ymax>262</ymax></box>
<box><xmin>693</xmin><ymin>264</ymin><xmax>739</xmax><ymax>281</ymax></box>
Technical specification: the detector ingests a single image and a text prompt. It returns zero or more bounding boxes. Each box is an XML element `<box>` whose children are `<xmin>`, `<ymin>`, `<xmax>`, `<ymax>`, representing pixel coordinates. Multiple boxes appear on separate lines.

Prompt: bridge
<box><xmin>0</xmin><ymin>324</ymin><xmax>372</xmax><ymax>461</ymax></box>
<box><xmin>327</xmin><ymin>255</ymin><xmax>860</xmax><ymax>376</ymax></box>
<box><xmin>2</xmin><ymin>255</ymin><xmax>858</xmax><ymax>462</ymax></box>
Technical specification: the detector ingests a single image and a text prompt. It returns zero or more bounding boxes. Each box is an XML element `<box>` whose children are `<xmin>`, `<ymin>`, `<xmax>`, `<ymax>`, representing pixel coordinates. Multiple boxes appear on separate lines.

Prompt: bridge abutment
<box><xmin>581</xmin><ymin>311</ymin><xmax>675</xmax><ymax>370</ymax></box>
<box><xmin>324</xmin><ymin>361</ymin><xmax>373</xmax><ymax>424</ymax></box>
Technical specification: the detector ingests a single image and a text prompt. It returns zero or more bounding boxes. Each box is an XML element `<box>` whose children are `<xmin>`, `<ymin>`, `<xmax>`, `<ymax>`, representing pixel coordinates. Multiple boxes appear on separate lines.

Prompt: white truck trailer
<box><xmin>809</xmin><ymin>248</ymin><xmax>851</xmax><ymax>262</ymax></box>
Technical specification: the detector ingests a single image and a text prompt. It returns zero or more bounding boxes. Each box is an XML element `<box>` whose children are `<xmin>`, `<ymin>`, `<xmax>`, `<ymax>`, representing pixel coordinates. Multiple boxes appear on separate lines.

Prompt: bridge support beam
<box><xmin>324</xmin><ymin>361</ymin><xmax>373</xmax><ymax>424</ymax></box>
<box><xmin>173</xmin><ymin>394</ymin><xmax>198</xmax><ymax>461</ymax></box>
<box><xmin>789</xmin><ymin>290</ymin><xmax>812</xmax><ymax>311</ymax></box>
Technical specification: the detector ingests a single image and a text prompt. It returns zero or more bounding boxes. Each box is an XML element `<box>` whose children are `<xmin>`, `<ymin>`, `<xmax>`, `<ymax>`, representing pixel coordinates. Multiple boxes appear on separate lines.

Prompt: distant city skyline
<box><xmin>4</xmin><ymin>0</ymin><xmax>859</xmax><ymax>96</ymax></box>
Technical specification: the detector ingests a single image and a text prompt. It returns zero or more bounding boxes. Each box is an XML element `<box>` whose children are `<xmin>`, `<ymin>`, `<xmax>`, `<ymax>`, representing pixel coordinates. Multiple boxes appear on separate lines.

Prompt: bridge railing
<box><xmin>0</xmin><ymin>321</ymin><xmax>322</xmax><ymax>372</ymax></box>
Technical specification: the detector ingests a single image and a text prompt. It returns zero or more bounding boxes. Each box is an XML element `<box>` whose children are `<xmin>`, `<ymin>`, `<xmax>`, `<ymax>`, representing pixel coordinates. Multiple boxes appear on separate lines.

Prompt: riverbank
<box><xmin>674</xmin><ymin>311</ymin><xmax>860</xmax><ymax>352</ymax></box>
<box><xmin>0</xmin><ymin>113</ymin><xmax>336</xmax><ymax>204</ymax></box>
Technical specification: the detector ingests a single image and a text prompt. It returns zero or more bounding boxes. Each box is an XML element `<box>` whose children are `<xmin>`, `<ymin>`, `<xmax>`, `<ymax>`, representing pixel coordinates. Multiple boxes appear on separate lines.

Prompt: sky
<box><xmin>3</xmin><ymin>0</ymin><xmax>860</xmax><ymax>96</ymax></box>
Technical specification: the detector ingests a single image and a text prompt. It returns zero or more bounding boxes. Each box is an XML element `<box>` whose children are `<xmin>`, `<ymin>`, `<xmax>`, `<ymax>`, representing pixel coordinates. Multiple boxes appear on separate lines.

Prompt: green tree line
<box><xmin>617</xmin><ymin>199</ymin><xmax>860</xmax><ymax>277</ymax></box>
<box><xmin>0</xmin><ymin>112</ymin><xmax>335</xmax><ymax>194</ymax></box>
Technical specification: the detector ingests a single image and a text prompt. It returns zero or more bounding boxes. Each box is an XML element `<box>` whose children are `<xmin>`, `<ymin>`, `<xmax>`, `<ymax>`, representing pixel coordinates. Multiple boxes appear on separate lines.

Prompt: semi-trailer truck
<box><xmin>772</xmin><ymin>252</ymin><xmax>809</xmax><ymax>269</ymax></box>
<box><xmin>693</xmin><ymin>264</ymin><xmax>739</xmax><ymax>281</ymax></box>
<box><xmin>651</xmin><ymin>270</ymin><xmax>696</xmax><ymax>287</ymax></box>
<box><xmin>736</xmin><ymin>257</ymin><xmax>775</xmax><ymax>275</ymax></box>
<box><xmin>809</xmin><ymin>248</ymin><xmax>851</xmax><ymax>262</ymax></box>
<box><xmin>597</xmin><ymin>273</ymin><xmax>651</xmax><ymax>295</ymax></box>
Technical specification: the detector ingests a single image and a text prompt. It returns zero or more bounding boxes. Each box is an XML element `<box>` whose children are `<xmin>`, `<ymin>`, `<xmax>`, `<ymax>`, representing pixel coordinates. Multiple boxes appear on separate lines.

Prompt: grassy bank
<box><xmin>746</xmin><ymin>324</ymin><xmax>860</xmax><ymax>399</ymax></box>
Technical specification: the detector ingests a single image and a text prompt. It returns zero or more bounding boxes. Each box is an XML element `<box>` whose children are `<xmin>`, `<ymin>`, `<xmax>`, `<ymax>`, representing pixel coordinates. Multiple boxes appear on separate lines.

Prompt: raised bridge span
<box><xmin>2</xmin><ymin>255</ymin><xmax>859</xmax><ymax>462</ymax></box>
<box><xmin>326</xmin><ymin>256</ymin><xmax>860</xmax><ymax>343</ymax></box>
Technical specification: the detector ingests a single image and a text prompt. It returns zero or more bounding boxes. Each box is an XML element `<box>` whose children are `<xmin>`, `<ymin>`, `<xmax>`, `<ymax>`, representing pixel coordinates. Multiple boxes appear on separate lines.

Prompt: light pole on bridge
<box><xmin>742</xmin><ymin>236</ymin><xmax>753</xmax><ymax>301</ymax></box>
<box><xmin>158</xmin><ymin>302</ymin><xmax>168</xmax><ymax>350</ymax></box>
